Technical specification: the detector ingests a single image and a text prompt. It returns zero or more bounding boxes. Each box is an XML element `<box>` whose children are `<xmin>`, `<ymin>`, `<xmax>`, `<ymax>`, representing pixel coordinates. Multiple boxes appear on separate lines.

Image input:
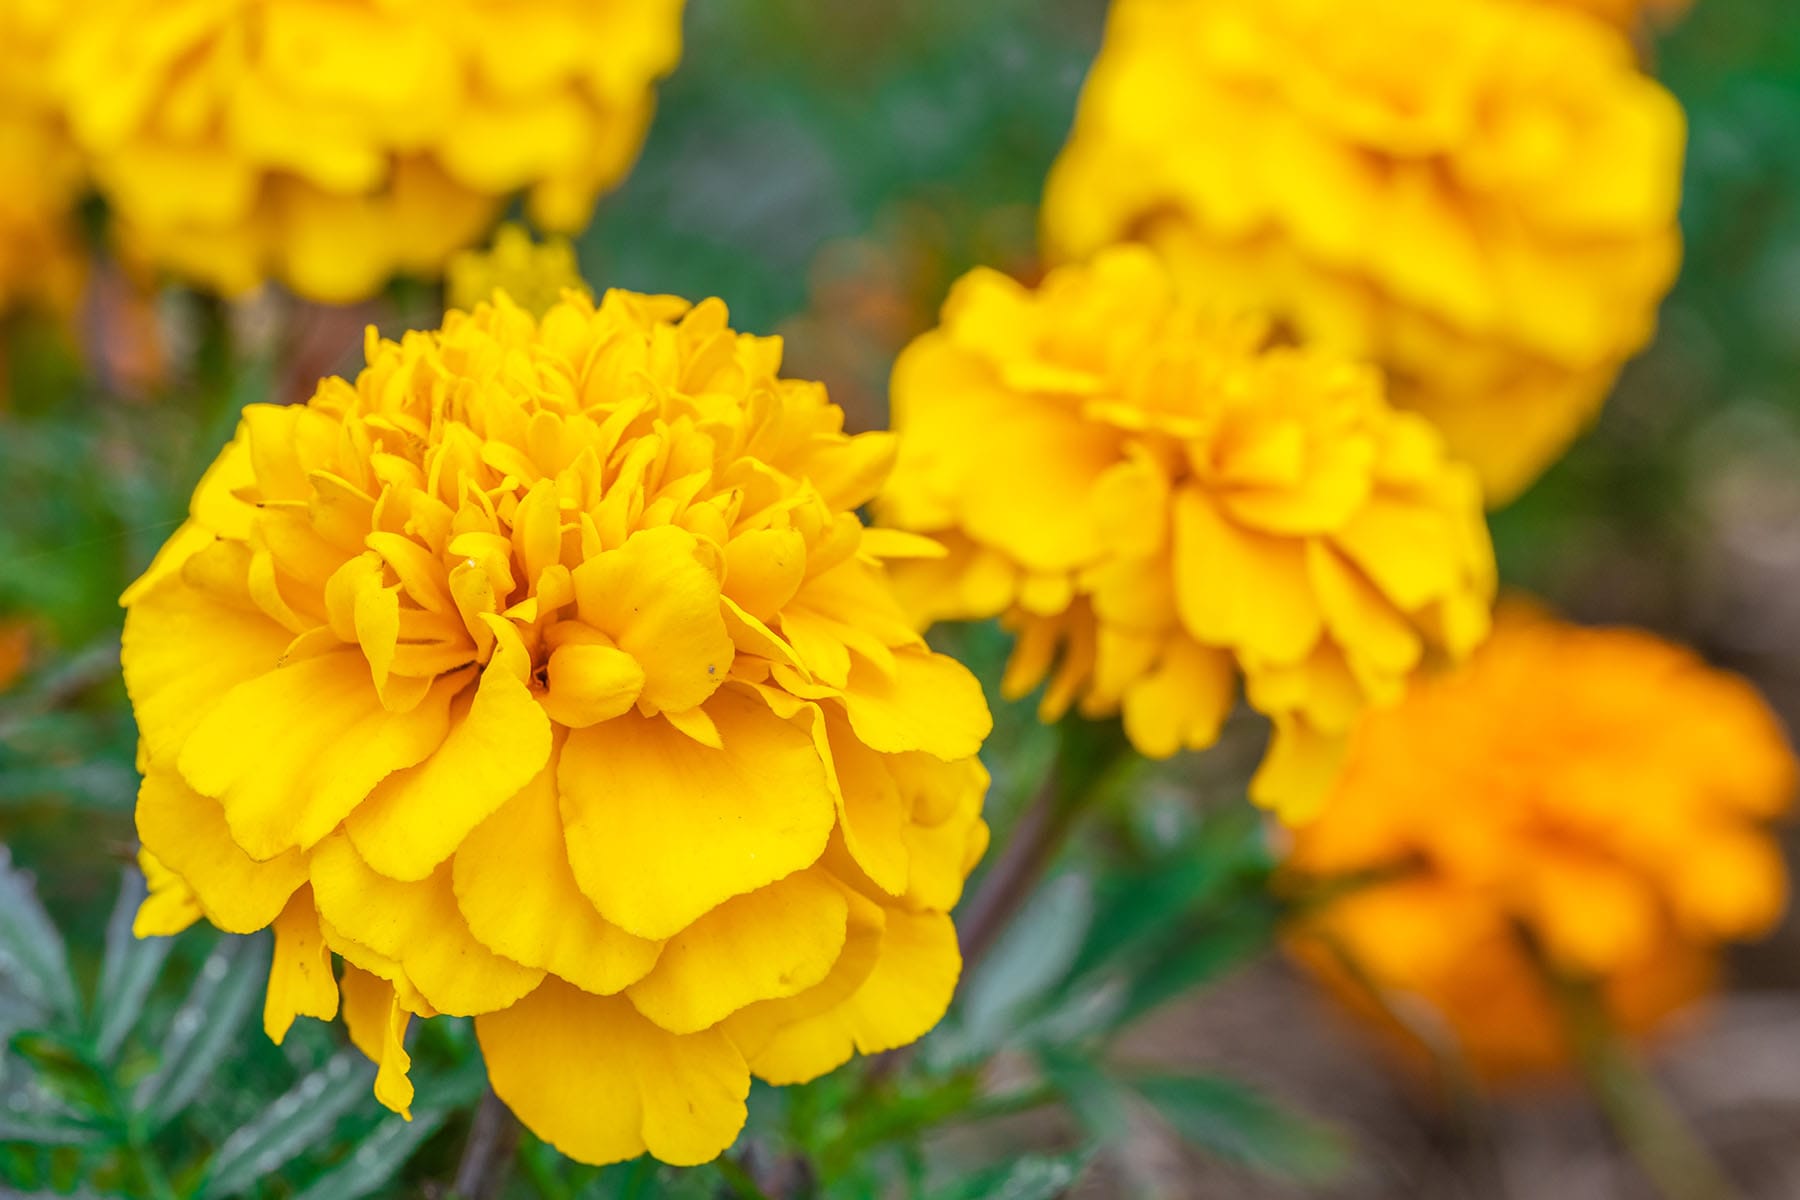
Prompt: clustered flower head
<box><xmin>50</xmin><ymin>0</ymin><xmax>685</xmax><ymax>304</ymax></box>
<box><xmin>1285</xmin><ymin>606</ymin><xmax>1797</xmax><ymax>1079</ymax></box>
<box><xmin>447</xmin><ymin>223</ymin><xmax>589</xmax><ymax>318</ymax></box>
<box><xmin>0</xmin><ymin>0</ymin><xmax>85</xmax><ymax>318</ymax></box>
<box><xmin>1041</xmin><ymin>0</ymin><xmax>1687</xmax><ymax>503</ymax></box>
<box><xmin>879</xmin><ymin>246</ymin><xmax>1495</xmax><ymax>821</ymax></box>
<box><xmin>122</xmin><ymin>290</ymin><xmax>993</xmax><ymax>1164</ymax></box>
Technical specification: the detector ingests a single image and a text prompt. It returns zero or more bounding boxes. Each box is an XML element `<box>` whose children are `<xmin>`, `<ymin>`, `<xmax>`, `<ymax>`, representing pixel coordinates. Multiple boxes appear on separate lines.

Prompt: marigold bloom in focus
<box><xmin>51</xmin><ymin>0</ymin><xmax>684</xmax><ymax>304</ymax></box>
<box><xmin>1042</xmin><ymin>0</ymin><xmax>1686</xmax><ymax>503</ymax></box>
<box><xmin>122</xmin><ymin>291</ymin><xmax>992</xmax><ymax>1165</ymax></box>
<box><xmin>447</xmin><ymin>223</ymin><xmax>589</xmax><ymax>318</ymax></box>
<box><xmin>1286</xmin><ymin>607</ymin><xmax>1797</xmax><ymax>1079</ymax></box>
<box><xmin>879</xmin><ymin>246</ymin><xmax>1495</xmax><ymax>820</ymax></box>
<box><xmin>0</xmin><ymin>0</ymin><xmax>85</xmax><ymax>317</ymax></box>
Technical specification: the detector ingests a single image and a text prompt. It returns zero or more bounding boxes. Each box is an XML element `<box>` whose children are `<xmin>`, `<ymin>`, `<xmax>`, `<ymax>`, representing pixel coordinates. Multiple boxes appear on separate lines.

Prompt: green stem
<box><xmin>1547</xmin><ymin>963</ymin><xmax>1740</xmax><ymax>1200</ymax></box>
<box><xmin>713</xmin><ymin>1155</ymin><xmax>776</xmax><ymax>1200</ymax></box>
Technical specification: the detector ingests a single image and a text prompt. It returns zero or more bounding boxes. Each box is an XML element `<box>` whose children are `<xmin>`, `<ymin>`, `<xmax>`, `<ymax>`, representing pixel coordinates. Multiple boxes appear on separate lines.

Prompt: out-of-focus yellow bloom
<box><xmin>880</xmin><ymin>246</ymin><xmax>1494</xmax><ymax>820</ymax></box>
<box><xmin>1287</xmin><ymin>607</ymin><xmax>1797</xmax><ymax>1079</ymax></box>
<box><xmin>122</xmin><ymin>291</ymin><xmax>991</xmax><ymax>1164</ymax></box>
<box><xmin>447</xmin><ymin>223</ymin><xmax>588</xmax><ymax>317</ymax></box>
<box><xmin>0</xmin><ymin>621</ymin><xmax>30</xmax><ymax>691</ymax></box>
<box><xmin>1042</xmin><ymin>0</ymin><xmax>1686</xmax><ymax>504</ymax></box>
<box><xmin>1535</xmin><ymin>0</ymin><xmax>1692</xmax><ymax>31</ymax></box>
<box><xmin>52</xmin><ymin>0</ymin><xmax>684</xmax><ymax>304</ymax></box>
<box><xmin>0</xmin><ymin>0</ymin><xmax>85</xmax><ymax>317</ymax></box>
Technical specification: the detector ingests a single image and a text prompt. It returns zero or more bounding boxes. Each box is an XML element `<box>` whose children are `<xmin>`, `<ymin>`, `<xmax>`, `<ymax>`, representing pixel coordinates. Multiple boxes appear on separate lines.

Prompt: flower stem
<box><xmin>451</xmin><ymin>1087</ymin><xmax>520</xmax><ymax>1200</ymax></box>
<box><xmin>957</xmin><ymin>717</ymin><xmax>1131</xmax><ymax>969</ymax></box>
<box><xmin>1550</xmin><ymin>967</ymin><xmax>1741</xmax><ymax>1200</ymax></box>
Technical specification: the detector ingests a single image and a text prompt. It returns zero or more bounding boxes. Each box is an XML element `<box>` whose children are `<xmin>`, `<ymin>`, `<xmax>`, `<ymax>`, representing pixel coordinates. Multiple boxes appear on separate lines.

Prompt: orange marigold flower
<box><xmin>1041</xmin><ymin>0</ymin><xmax>1686</xmax><ymax>503</ymax></box>
<box><xmin>121</xmin><ymin>290</ymin><xmax>992</xmax><ymax>1165</ymax></box>
<box><xmin>51</xmin><ymin>0</ymin><xmax>684</xmax><ymax>304</ymax></box>
<box><xmin>0</xmin><ymin>0</ymin><xmax>85</xmax><ymax>317</ymax></box>
<box><xmin>1286</xmin><ymin>606</ymin><xmax>1797</xmax><ymax>1079</ymax></box>
<box><xmin>879</xmin><ymin>246</ymin><xmax>1495</xmax><ymax>820</ymax></box>
<box><xmin>1533</xmin><ymin>0</ymin><xmax>1692</xmax><ymax>31</ymax></box>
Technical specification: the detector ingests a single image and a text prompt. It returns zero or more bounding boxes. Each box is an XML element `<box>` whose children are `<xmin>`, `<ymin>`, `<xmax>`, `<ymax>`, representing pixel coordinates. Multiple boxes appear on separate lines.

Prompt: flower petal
<box><xmin>341</xmin><ymin>966</ymin><xmax>414</xmax><ymax>1119</ymax></box>
<box><xmin>477</xmin><ymin>979</ymin><xmax>751</xmax><ymax>1167</ymax></box>
<box><xmin>453</xmin><ymin>753</ymin><xmax>663</xmax><ymax>996</ymax></box>
<box><xmin>136</xmin><ymin>769</ymin><xmax>308</xmax><ymax>934</ymax></box>
<box><xmin>345</xmin><ymin>662</ymin><xmax>552</xmax><ymax>881</ymax></box>
<box><xmin>177</xmin><ymin>650</ymin><xmax>460</xmax><ymax>860</ymax></box>
<box><xmin>1172</xmin><ymin>484</ymin><xmax>1323</xmax><ymax>664</ymax></box>
<box><xmin>626</xmin><ymin>868</ymin><xmax>848</xmax><ymax>1034</ymax></box>
<box><xmin>559</xmin><ymin>688</ymin><xmax>835</xmax><ymax>940</ymax></box>
<box><xmin>838</xmin><ymin>652</ymin><xmax>992</xmax><ymax>761</ymax></box>
<box><xmin>310</xmin><ymin>834</ymin><xmax>544</xmax><ymax>1016</ymax></box>
<box><xmin>571</xmin><ymin>525</ymin><xmax>733</xmax><ymax>715</ymax></box>
<box><xmin>264</xmin><ymin>887</ymin><xmax>337</xmax><ymax>1044</ymax></box>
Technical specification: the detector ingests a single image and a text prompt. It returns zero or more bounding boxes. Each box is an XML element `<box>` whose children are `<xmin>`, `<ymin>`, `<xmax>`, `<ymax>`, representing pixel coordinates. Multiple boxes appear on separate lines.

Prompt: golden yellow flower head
<box><xmin>0</xmin><ymin>0</ymin><xmax>85</xmax><ymax>317</ymax></box>
<box><xmin>1286</xmin><ymin>606</ymin><xmax>1797</xmax><ymax>1079</ymax></box>
<box><xmin>121</xmin><ymin>290</ymin><xmax>993</xmax><ymax>1165</ymax></box>
<box><xmin>1041</xmin><ymin>0</ymin><xmax>1686</xmax><ymax>503</ymax></box>
<box><xmin>52</xmin><ymin>0</ymin><xmax>684</xmax><ymax>304</ymax></box>
<box><xmin>880</xmin><ymin>246</ymin><xmax>1495</xmax><ymax>821</ymax></box>
<box><xmin>447</xmin><ymin>223</ymin><xmax>589</xmax><ymax>318</ymax></box>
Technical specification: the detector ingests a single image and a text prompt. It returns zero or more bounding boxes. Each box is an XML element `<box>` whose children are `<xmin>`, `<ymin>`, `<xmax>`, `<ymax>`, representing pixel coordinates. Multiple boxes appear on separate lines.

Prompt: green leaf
<box><xmin>1130</xmin><ymin>1073</ymin><xmax>1350</xmax><ymax>1184</ymax></box>
<box><xmin>288</xmin><ymin>1108</ymin><xmax>448</xmax><ymax>1200</ymax></box>
<box><xmin>0</xmin><ymin>1072</ymin><xmax>101</xmax><ymax>1147</ymax></box>
<box><xmin>93</xmin><ymin>867</ymin><xmax>175</xmax><ymax>1063</ymax></box>
<box><xmin>1036</xmin><ymin>1049</ymin><xmax>1131</xmax><ymax>1145</ymax></box>
<box><xmin>951</xmin><ymin>872</ymin><xmax>1092</xmax><ymax>1058</ymax></box>
<box><xmin>1110</xmin><ymin>909</ymin><xmax>1275</xmax><ymax>1031</ymax></box>
<box><xmin>196</xmin><ymin>1051</ymin><xmax>377</xmax><ymax>1199</ymax></box>
<box><xmin>929</xmin><ymin>1148</ymin><xmax>1094</xmax><ymax>1200</ymax></box>
<box><xmin>134</xmin><ymin>934</ymin><xmax>268</xmax><ymax>1128</ymax></box>
<box><xmin>0</xmin><ymin>845</ymin><xmax>78</xmax><ymax>1027</ymax></box>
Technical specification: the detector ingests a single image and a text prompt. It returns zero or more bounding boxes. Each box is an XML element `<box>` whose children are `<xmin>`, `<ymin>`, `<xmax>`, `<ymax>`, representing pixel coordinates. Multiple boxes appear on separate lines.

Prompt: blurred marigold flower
<box><xmin>447</xmin><ymin>223</ymin><xmax>589</xmax><ymax>318</ymax></box>
<box><xmin>1041</xmin><ymin>0</ymin><xmax>1686</xmax><ymax>503</ymax></box>
<box><xmin>879</xmin><ymin>246</ymin><xmax>1495</xmax><ymax>821</ymax></box>
<box><xmin>0</xmin><ymin>621</ymin><xmax>30</xmax><ymax>691</ymax></box>
<box><xmin>0</xmin><ymin>0</ymin><xmax>85</xmax><ymax>318</ymax></box>
<box><xmin>51</xmin><ymin>0</ymin><xmax>684</xmax><ymax>304</ymax></box>
<box><xmin>120</xmin><ymin>290</ymin><xmax>992</xmax><ymax>1165</ymax></box>
<box><xmin>1536</xmin><ymin>0</ymin><xmax>1692</xmax><ymax>31</ymax></box>
<box><xmin>1286</xmin><ymin>606</ymin><xmax>1797</xmax><ymax>1079</ymax></box>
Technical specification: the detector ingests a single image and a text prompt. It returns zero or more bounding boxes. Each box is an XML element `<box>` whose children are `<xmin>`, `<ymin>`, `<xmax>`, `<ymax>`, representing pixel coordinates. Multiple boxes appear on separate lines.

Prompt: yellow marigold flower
<box><xmin>447</xmin><ymin>223</ymin><xmax>589</xmax><ymax>318</ymax></box>
<box><xmin>1286</xmin><ymin>607</ymin><xmax>1797</xmax><ymax>1079</ymax></box>
<box><xmin>879</xmin><ymin>246</ymin><xmax>1495</xmax><ymax>820</ymax></box>
<box><xmin>1041</xmin><ymin>0</ymin><xmax>1686</xmax><ymax>503</ymax></box>
<box><xmin>52</xmin><ymin>0</ymin><xmax>684</xmax><ymax>304</ymax></box>
<box><xmin>121</xmin><ymin>290</ymin><xmax>993</xmax><ymax>1165</ymax></box>
<box><xmin>0</xmin><ymin>0</ymin><xmax>85</xmax><ymax>317</ymax></box>
<box><xmin>1534</xmin><ymin>0</ymin><xmax>1691</xmax><ymax>30</ymax></box>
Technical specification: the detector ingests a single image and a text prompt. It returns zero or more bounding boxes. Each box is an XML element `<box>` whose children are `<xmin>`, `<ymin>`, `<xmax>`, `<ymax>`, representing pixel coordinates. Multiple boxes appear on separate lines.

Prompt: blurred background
<box><xmin>4</xmin><ymin>0</ymin><xmax>1800</xmax><ymax>1196</ymax></box>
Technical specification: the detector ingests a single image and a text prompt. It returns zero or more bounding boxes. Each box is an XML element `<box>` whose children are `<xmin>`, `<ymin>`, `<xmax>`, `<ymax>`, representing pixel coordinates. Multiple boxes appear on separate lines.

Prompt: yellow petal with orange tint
<box><xmin>310</xmin><ymin>835</ymin><xmax>544</xmax><ymax>1016</ymax></box>
<box><xmin>626</xmin><ymin>869</ymin><xmax>848</xmax><ymax>1034</ymax></box>
<box><xmin>453</xmin><ymin>754</ymin><xmax>663</xmax><ymax>996</ymax></box>
<box><xmin>346</xmin><ymin>662</ymin><xmax>551</xmax><ymax>880</ymax></box>
<box><xmin>178</xmin><ymin>651</ymin><xmax>460</xmax><ymax>860</ymax></box>
<box><xmin>264</xmin><ymin>887</ymin><xmax>338</xmax><ymax>1044</ymax></box>
<box><xmin>136</xmin><ymin>770</ymin><xmax>308</xmax><ymax>934</ymax></box>
<box><xmin>477</xmin><ymin>979</ymin><xmax>750</xmax><ymax>1166</ymax></box>
<box><xmin>559</xmin><ymin>689</ymin><xmax>835</xmax><ymax>940</ymax></box>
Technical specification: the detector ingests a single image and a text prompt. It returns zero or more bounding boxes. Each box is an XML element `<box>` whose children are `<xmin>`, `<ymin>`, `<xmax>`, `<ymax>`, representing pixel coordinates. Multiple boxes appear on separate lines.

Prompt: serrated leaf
<box><xmin>1131</xmin><ymin>1073</ymin><xmax>1349</xmax><ymax>1184</ymax></box>
<box><xmin>197</xmin><ymin>1051</ymin><xmax>377</xmax><ymax>1199</ymax></box>
<box><xmin>0</xmin><ymin>845</ymin><xmax>78</xmax><ymax>1027</ymax></box>
<box><xmin>134</xmin><ymin>934</ymin><xmax>268</xmax><ymax>1128</ymax></box>
<box><xmin>929</xmin><ymin>1148</ymin><xmax>1094</xmax><ymax>1200</ymax></box>
<box><xmin>289</xmin><ymin>1108</ymin><xmax>447</xmax><ymax>1200</ymax></box>
<box><xmin>93</xmin><ymin>867</ymin><xmax>174</xmax><ymax>1062</ymax></box>
<box><xmin>953</xmin><ymin>872</ymin><xmax>1092</xmax><ymax>1057</ymax></box>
